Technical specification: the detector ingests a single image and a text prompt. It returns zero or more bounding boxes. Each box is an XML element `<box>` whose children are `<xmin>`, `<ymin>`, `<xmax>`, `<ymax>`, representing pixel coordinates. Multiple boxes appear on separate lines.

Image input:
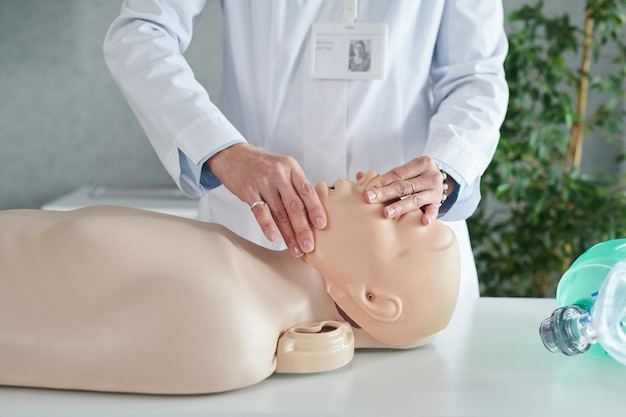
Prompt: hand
<box><xmin>359</xmin><ymin>156</ymin><xmax>450</xmax><ymax>226</ymax></box>
<box><xmin>207</xmin><ymin>143</ymin><xmax>327</xmax><ymax>257</ymax></box>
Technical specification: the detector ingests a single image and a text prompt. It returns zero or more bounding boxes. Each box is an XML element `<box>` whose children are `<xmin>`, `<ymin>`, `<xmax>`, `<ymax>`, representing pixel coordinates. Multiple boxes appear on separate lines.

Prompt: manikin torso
<box><xmin>0</xmin><ymin>173</ymin><xmax>459</xmax><ymax>395</ymax></box>
<box><xmin>0</xmin><ymin>207</ymin><xmax>343</xmax><ymax>394</ymax></box>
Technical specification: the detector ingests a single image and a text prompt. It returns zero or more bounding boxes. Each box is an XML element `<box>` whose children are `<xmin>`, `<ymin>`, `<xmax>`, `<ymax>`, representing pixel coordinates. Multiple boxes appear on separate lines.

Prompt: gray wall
<box><xmin>0</xmin><ymin>0</ymin><xmax>222</xmax><ymax>210</ymax></box>
<box><xmin>0</xmin><ymin>0</ymin><xmax>619</xmax><ymax>210</ymax></box>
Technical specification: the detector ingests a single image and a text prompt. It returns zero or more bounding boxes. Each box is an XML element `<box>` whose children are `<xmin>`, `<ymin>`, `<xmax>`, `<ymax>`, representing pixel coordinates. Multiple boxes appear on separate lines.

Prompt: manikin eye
<box><xmin>366</xmin><ymin>293</ymin><xmax>375</xmax><ymax>301</ymax></box>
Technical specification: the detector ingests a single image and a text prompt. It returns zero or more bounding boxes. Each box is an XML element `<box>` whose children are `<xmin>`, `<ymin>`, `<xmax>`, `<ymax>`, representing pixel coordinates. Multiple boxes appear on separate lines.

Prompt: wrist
<box><xmin>438</xmin><ymin>171</ymin><xmax>459</xmax><ymax>218</ymax></box>
<box><xmin>207</xmin><ymin>142</ymin><xmax>249</xmax><ymax>178</ymax></box>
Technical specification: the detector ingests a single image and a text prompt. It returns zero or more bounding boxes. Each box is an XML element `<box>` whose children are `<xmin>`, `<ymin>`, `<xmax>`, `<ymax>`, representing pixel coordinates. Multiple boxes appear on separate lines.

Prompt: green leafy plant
<box><xmin>468</xmin><ymin>0</ymin><xmax>626</xmax><ymax>297</ymax></box>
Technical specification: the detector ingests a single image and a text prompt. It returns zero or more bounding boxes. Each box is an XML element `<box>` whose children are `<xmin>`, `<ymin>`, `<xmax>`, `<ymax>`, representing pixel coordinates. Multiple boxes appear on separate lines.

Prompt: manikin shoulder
<box><xmin>0</xmin><ymin>207</ymin><xmax>299</xmax><ymax>393</ymax></box>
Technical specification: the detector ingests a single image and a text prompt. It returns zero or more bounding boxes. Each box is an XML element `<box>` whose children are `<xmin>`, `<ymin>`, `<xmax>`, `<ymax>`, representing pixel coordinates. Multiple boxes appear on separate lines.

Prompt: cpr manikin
<box><xmin>0</xmin><ymin>172</ymin><xmax>460</xmax><ymax>394</ymax></box>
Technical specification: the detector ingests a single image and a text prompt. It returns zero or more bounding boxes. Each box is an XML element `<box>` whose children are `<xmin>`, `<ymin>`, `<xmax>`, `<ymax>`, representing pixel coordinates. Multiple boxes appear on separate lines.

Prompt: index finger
<box><xmin>365</xmin><ymin>158</ymin><xmax>433</xmax><ymax>188</ymax></box>
<box><xmin>293</xmin><ymin>173</ymin><xmax>327</xmax><ymax>230</ymax></box>
<box><xmin>273</xmin><ymin>177</ymin><xmax>323</xmax><ymax>257</ymax></box>
<box><xmin>363</xmin><ymin>157</ymin><xmax>436</xmax><ymax>202</ymax></box>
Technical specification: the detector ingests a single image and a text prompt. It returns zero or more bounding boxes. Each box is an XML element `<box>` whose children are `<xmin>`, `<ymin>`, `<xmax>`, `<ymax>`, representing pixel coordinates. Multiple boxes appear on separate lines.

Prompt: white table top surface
<box><xmin>41</xmin><ymin>186</ymin><xmax>199</xmax><ymax>219</ymax></box>
<box><xmin>1</xmin><ymin>297</ymin><xmax>624</xmax><ymax>417</ymax></box>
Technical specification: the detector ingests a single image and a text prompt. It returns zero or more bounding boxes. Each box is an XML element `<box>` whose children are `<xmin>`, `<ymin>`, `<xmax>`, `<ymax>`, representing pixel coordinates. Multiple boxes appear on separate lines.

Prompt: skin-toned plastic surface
<box><xmin>307</xmin><ymin>171</ymin><xmax>461</xmax><ymax>347</ymax></box>
<box><xmin>0</xmin><ymin>173</ymin><xmax>460</xmax><ymax>394</ymax></box>
<box><xmin>275</xmin><ymin>321</ymin><xmax>354</xmax><ymax>374</ymax></box>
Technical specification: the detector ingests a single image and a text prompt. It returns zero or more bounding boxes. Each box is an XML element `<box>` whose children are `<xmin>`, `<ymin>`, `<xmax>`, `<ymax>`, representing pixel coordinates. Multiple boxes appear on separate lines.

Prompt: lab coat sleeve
<box><xmin>103</xmin><ymin>0</ymin><xmax>245</xmax><ymax>197</ymax></box>
<box><xmin>424</xmin><ymin>0</ymin><xmax>509</xmax><ymax>221</ymax></box>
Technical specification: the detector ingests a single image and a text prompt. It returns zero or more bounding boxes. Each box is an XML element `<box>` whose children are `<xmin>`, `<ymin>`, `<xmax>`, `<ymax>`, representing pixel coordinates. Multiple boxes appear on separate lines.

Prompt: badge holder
<box><xmin>310</xmin><ymin>0</ymin><xmax>388</xmax><ymax>80</ymax></box>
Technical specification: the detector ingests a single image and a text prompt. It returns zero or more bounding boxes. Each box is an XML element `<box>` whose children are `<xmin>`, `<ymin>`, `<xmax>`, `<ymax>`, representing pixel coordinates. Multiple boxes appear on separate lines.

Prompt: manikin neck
<box><xmin>234</xmin><ymin>236</ymin><xmax>426</xmax><ymax>349</ymax></box>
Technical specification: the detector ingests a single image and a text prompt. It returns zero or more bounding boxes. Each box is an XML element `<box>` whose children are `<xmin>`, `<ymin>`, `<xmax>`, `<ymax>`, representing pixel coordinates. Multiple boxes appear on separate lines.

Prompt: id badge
<box><xmin>310</xmin><ymin>23</ymin><xmax>388</xmax><ymax>80</ymax></box>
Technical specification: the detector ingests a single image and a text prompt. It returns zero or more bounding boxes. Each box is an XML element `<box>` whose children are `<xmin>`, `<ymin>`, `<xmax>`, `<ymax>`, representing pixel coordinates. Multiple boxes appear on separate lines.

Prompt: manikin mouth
<box><xmin>335</xmin><ymin>303</ymin><xmax>361</xmax><ymax>329</ymax></box>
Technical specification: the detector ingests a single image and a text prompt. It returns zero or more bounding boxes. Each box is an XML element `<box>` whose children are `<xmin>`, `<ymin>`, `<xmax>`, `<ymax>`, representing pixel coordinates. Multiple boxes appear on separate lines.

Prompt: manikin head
<box><xmin>305</xmin><ymin>171</ymin><xmax>460</xmax><ymax>347</ymax></box>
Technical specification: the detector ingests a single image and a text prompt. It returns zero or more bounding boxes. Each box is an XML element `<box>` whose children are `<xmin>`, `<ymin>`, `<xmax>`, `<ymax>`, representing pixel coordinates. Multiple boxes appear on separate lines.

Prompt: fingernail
<box><xmin>315</xmin><ymin>216</ymin><xmax>326</xmax><ymax>228</ymax></box>
<box><xmin>302</xmin><ymin>239</ymin><xmax>314</xmax><ymax>253</ymax></box>
<box><xmin>269</xmin><ymin>232</ymin><xmax>279</xmax><ymax>242</ymax></box>
<box><xmin>367</xmin><ymin>190</ymin><xmax>377</xmax><ymax>203</ymax></box>
<box><xmin>292</xmin><ymin>245</ymin><xmax>304</xmax><ymax>258</ymax></box>
<box><xmin>385</xmin><ymin>207</ymin><xmax>396</xmax><ymax>218</ymax></box>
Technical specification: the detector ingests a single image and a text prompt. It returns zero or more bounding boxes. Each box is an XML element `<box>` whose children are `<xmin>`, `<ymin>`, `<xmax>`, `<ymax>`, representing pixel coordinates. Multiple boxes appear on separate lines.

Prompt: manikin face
<box><xmin>305</xmin><ymin>172</ymin><xmax>460</xmax><ymax>347</ymax></box>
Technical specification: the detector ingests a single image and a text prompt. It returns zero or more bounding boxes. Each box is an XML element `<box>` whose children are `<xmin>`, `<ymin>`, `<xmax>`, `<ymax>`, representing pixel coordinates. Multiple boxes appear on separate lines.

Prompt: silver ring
<box><xmin>249</xmin><ymin>200</ymin><xmax>267</xmax><ymax>211</ymax></box>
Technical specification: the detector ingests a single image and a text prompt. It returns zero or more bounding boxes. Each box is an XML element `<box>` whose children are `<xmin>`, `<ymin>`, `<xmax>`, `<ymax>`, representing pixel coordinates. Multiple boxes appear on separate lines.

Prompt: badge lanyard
<box><xmin>310</xmin><ymin>0</ymin><xmax>388</xmax><ymax>80</ymax></box>
<box><xmin>344</xmin><ymin>0</ymin><xmax>358</xmax><ymax>28</ymax></box>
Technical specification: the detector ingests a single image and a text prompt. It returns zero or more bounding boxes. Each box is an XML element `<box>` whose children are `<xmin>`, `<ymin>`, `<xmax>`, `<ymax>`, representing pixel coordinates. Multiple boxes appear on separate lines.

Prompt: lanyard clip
<box><xmin>343</xmin><ymin>0</ymin><xmax>357</xmax><ymax>28</ymax></box>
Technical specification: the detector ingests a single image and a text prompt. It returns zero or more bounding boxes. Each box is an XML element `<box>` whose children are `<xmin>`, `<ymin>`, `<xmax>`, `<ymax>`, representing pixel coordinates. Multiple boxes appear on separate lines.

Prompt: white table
<box><xmin>41</xmin><ymin>186</ymin><xmax>199</xmax><ymax>219</ymax></box>
<box><xmin>1</xmin><ymin>297</ymin><xmax>624</xmax><ymax>417</ymax></box>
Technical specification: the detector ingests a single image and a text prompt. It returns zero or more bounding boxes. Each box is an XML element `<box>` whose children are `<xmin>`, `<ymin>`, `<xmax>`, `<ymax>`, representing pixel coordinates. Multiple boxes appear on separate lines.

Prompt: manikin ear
<box><xmin>352</xmin><ymin>288</ymin><xmax>403</xmax><ymax>323</ymax></box>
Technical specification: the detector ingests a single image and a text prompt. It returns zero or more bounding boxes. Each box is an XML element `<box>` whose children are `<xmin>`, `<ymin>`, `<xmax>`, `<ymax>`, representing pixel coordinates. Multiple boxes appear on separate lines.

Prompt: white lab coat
<box><xmin>104</xmin><ymin>0</ymin><xmax>509</xmax><ymax>302</ymax></box>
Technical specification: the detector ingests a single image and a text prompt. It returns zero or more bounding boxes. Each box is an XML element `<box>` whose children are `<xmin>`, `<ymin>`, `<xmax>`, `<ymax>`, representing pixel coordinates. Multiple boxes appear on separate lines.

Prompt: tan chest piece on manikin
<box><xmin>275</xmin><ymin>321</ymin><xmax>355</xmax><ymax>373</ymax></box>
